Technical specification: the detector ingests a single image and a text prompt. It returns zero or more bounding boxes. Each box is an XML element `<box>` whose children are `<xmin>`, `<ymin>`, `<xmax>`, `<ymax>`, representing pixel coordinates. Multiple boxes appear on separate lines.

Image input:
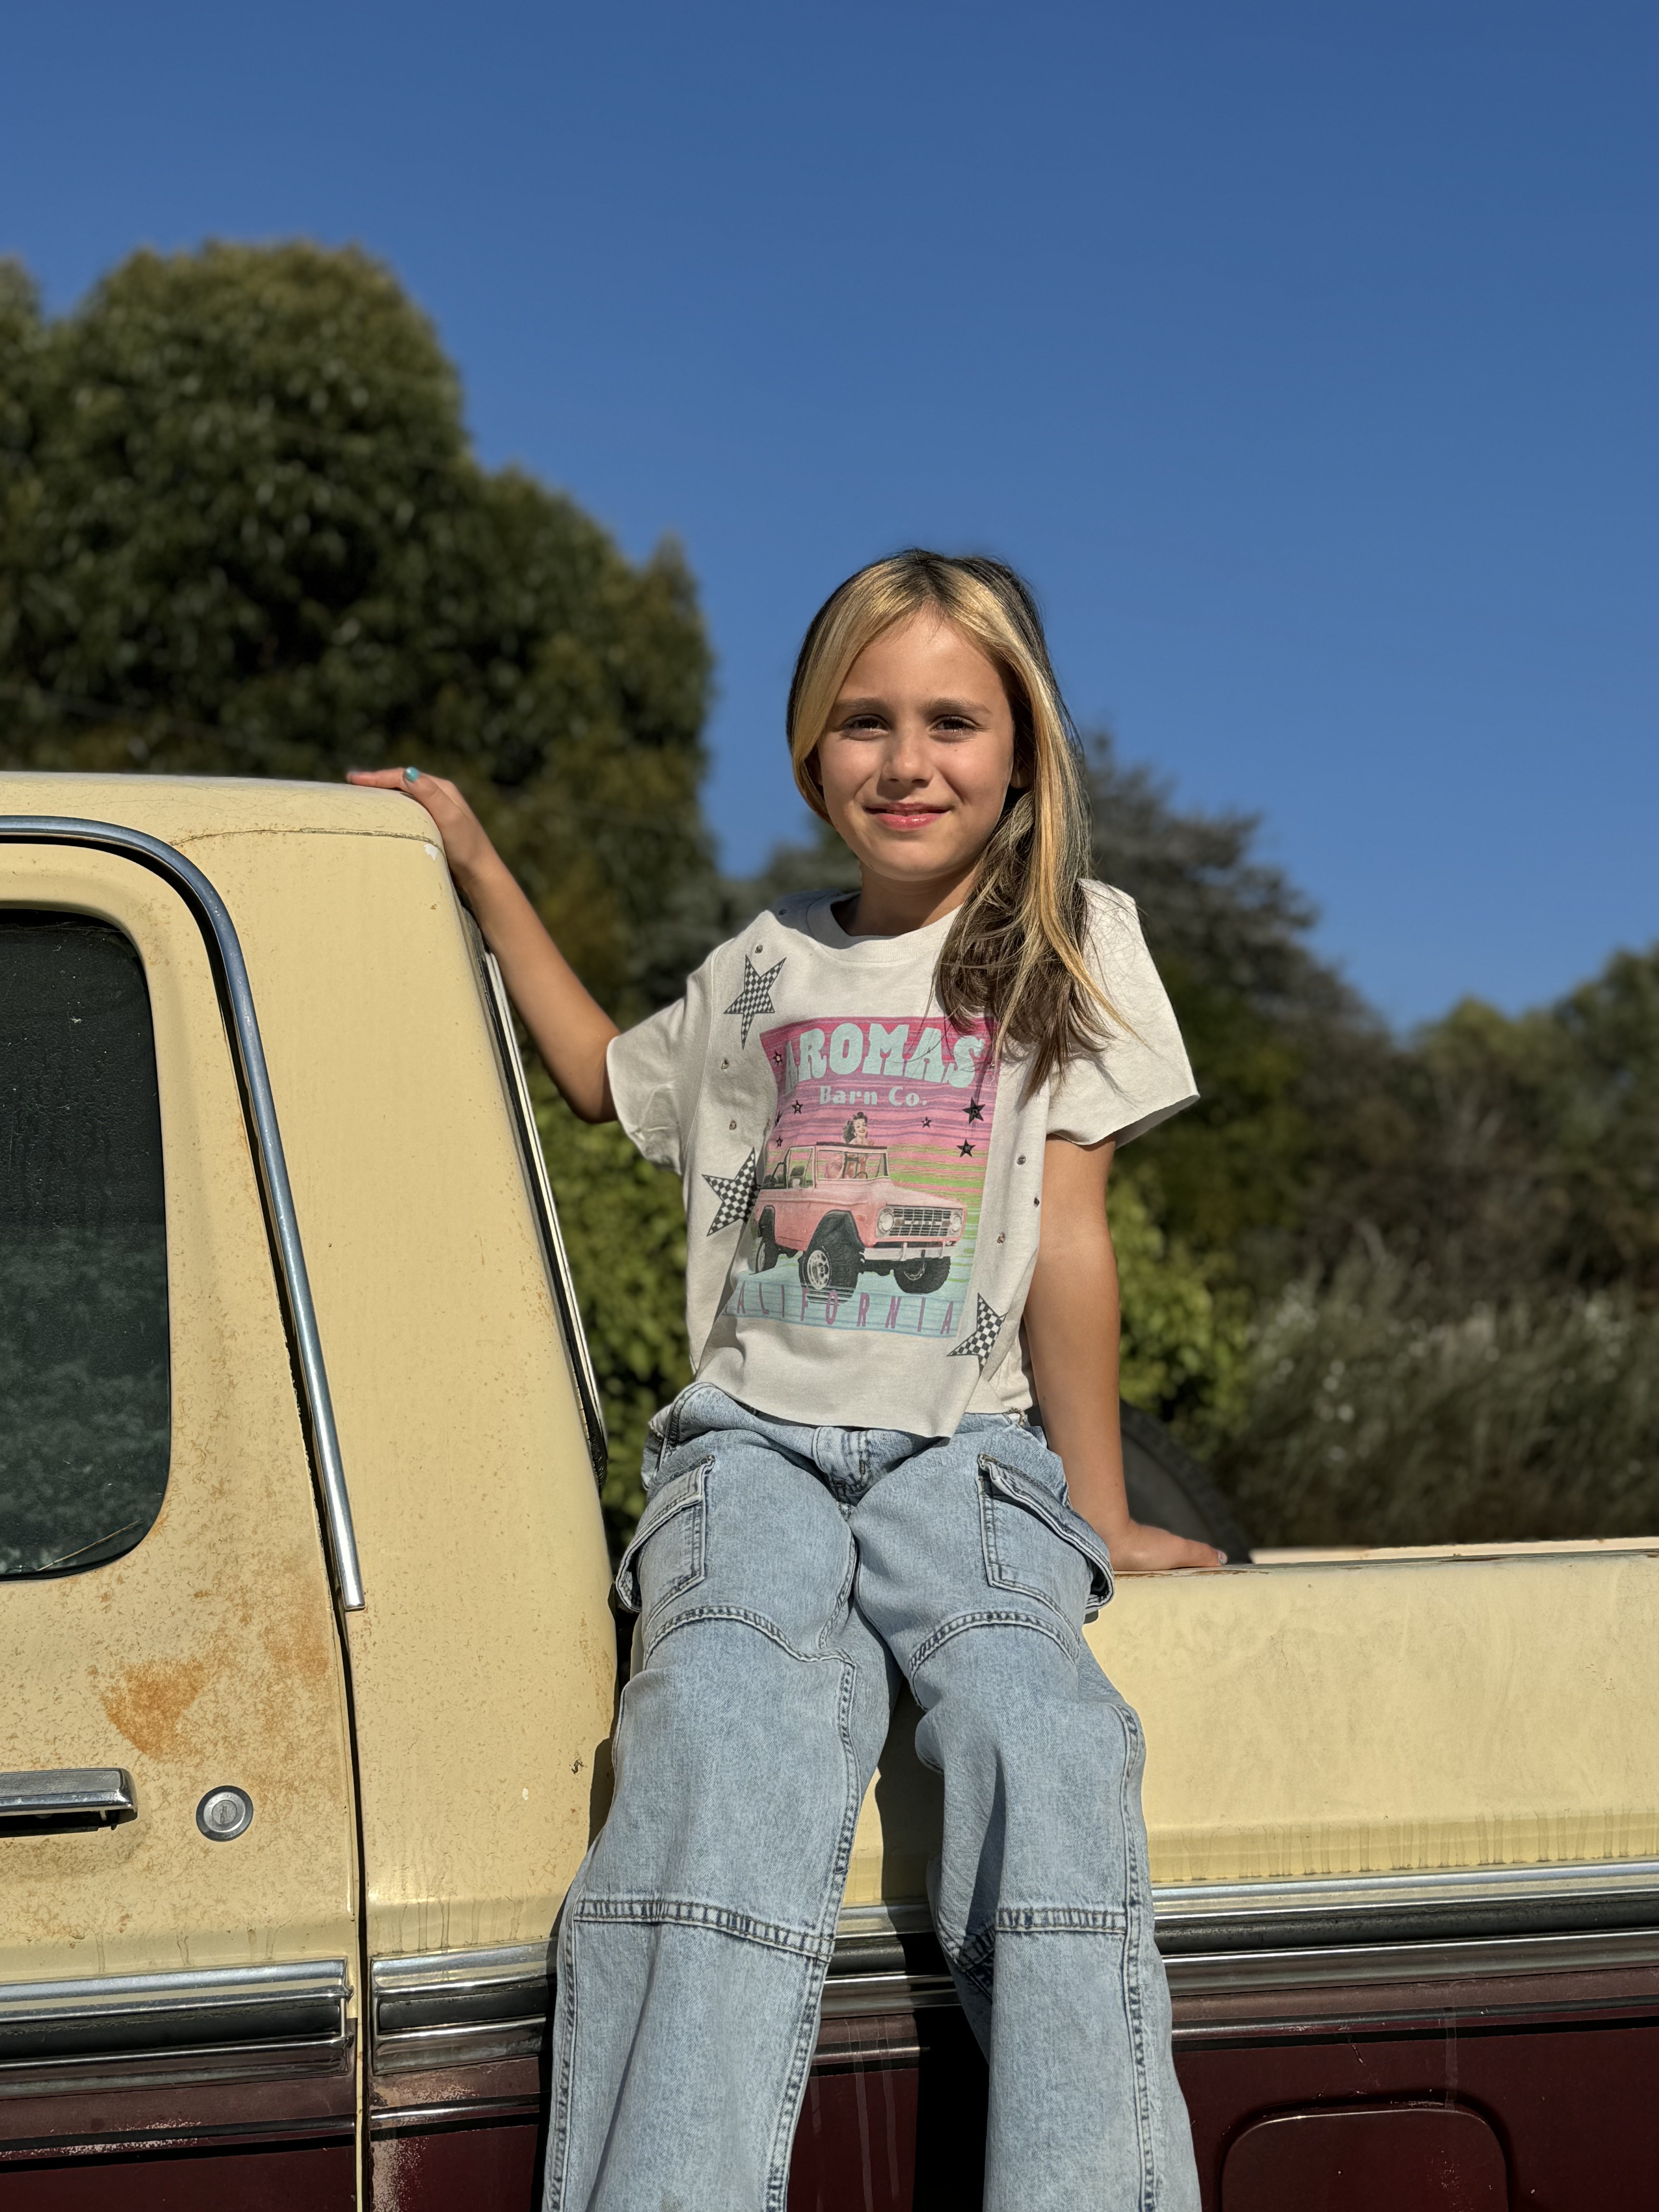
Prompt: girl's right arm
<box><xmin>346</xmin><ymin>769</ymin><xmax>619</xmax><ymax>1122</ymax></box>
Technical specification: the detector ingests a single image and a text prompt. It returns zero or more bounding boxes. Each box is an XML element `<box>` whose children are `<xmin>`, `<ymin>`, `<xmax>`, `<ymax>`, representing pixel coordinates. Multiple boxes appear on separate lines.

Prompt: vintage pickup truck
<box><xmin>2</xmin><ymin>772</ymin><xmax>1656</xmax><ymax>2210</ymax></box>
<box><xmin>754</xmin><ymin>1140</ymin><xmax>964</xmax><ymax>1295</ymax></box>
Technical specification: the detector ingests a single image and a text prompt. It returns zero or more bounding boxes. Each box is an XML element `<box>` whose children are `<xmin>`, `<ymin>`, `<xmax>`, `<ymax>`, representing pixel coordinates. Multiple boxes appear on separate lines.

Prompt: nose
<box><xmin>877</xmin><ymin>722</ymin><xmax>932</xmax><ymax>787</ymax></box>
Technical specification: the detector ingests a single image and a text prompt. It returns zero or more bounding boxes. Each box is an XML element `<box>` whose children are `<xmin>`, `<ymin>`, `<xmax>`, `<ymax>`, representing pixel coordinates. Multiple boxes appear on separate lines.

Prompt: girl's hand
<box><xmin>346</xmin><ymin>767</ymin><xmax>498</xmax><ymax>894</ymax></box>
<box><xmin>344</xmin><ymin>765</ymin><xmax>619</xmax><ymax>1122</ymax></box>
<box><xmin>1096</xmin><ymin>1519</ymin><xmax>1226</xmax><ymax>1574</ymax></box>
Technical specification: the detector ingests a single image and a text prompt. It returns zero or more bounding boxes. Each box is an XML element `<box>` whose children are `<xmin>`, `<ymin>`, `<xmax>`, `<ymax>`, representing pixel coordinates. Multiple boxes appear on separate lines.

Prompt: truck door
<box><xmin>0</xmin><ymin>838</ymin><xmax>362</xmax><ymax>2205</ymax></box>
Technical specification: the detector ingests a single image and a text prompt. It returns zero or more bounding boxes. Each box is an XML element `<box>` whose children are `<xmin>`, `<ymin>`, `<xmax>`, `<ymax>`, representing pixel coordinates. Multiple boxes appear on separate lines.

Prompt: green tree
<box><xmin>1083</xmin><ymin>737</ymin><xmax>1392</xmax><ymax>1276</ymax></box>
<box><xmin>0</xmin><ymin>242</ymin><xmax>712</xmax><ymax>1018</ymax></box>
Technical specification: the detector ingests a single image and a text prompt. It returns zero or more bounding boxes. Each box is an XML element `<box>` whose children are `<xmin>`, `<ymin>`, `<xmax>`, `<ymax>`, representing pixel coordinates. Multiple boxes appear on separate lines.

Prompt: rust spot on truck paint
<box><xmin>100</xmin><ymin>1656</ymin><xmax>211</xmax><ymax>1756</ymax></box>
<box><xmin>259</xmin><ymin>1597</ymin><xmax>333</xmax><ymax>1690</ymax></box>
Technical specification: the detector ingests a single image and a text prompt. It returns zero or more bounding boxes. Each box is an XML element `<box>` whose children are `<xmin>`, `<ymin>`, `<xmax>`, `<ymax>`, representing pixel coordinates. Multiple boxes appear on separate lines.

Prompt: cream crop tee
<box><xmin>605</xmin><ymin>881</ymin><xmax>1197</xmax><ymax>1437</ymax></box>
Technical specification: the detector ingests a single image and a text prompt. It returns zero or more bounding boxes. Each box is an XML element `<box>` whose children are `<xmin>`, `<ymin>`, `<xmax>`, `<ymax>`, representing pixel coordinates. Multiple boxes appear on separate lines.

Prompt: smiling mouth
<box><xmin>867</xmin><ymin>805</ymin><xmax>946</xmax><ymax>829</ymax></box>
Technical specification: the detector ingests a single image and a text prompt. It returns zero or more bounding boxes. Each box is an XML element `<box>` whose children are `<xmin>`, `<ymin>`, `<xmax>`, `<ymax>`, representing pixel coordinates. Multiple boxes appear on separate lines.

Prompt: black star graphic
<box><xmin>722</xmin><ymin>954</ymin><xmax>786</xmax><ymax>1049</ymax></box>
<box><xmin>962</xmin><ymin>1100</ymin><xmax>985</xmax><ymax>1123</ymax></box>
<box><xmin>702</xmin><ymin>1151</ymin><xmax>758</xmax><ymax>1236</ymax></box>
<box><xmin>791</xmin><ymin>1100</ymin><xmax>804</xmax><ymax>1115</ymax></box>
<box><xmin>921</xmin><ymin>1116</ymin><xmax>931</xmax><ymax>1128</ymax></box>
<box><xmin>957</xmin><ymin>1140</ymin><xmax>975</xmax><ymax>1157</ymax></box>
<box><xmin>948</xmin><ymin>1294</ymin><xmax>1006</xmax><ymax>1370</ymax></box>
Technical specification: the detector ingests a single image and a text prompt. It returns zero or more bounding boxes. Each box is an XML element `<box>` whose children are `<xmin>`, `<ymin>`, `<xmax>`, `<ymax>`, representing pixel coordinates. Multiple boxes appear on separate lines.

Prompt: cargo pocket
<box><xmin>978</xmin><ymin>1453</ymin><xmax>1115</xmax><ymax>1626</ymax></box>
<box><xmin>615</xmin><ymin>1455</ymin><xmax>711</xmax><ymax>1618</ymax></box>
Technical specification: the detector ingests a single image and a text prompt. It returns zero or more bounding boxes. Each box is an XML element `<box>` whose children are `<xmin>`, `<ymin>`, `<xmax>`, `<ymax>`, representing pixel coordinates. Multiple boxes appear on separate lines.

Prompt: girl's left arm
<box><xmin>1024</xmin><ymin>1136</ymin><xmax>1224</xmax><ymax>1572</ymax></box>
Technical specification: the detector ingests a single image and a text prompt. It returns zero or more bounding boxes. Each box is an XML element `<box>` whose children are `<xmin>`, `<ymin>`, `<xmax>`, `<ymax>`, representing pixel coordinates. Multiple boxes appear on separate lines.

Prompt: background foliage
<box><xmin>0</xmin><ymin>242</ymin><xmax>713</xmax><ymax>1019</ymax></box>
<box><xmin>5</xmin><ymin>240</ymin><xmax>1656</xmax><ymax>1554</ymax></box>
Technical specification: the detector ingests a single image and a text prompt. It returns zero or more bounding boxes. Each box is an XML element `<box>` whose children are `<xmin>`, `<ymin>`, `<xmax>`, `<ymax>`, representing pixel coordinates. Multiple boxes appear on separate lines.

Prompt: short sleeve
<box><xmin>605</xmin><ymin>957</ymin><xmax>713</xmax><ymax>1175</ymax></box>
<box><xmin>1046</xmin><ymin>885</ymin><xmax>1197</xmax><ymax>1146</ymax></box>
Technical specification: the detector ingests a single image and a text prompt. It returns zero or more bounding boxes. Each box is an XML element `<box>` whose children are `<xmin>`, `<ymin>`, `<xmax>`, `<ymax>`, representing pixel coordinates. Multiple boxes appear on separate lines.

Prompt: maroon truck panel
<box><xmin>1181</xmin><ymin>2020</ymin><xmax>1659</xmax><ymax>2210</ymax></box>
<box><xmin>369</xmin><ymin>2119</ymin><xmax>541</xmax><ymax>2208</ymax></box>
<box><xmin>785</xmin><ymin>1971</ymin><xmax>1659</xmax><ymax>2211</ymax></box>
<box><xmin>0</xmin><ymin>2141</ymin><xmax>353</xmax><ymax>2209</ymax></box>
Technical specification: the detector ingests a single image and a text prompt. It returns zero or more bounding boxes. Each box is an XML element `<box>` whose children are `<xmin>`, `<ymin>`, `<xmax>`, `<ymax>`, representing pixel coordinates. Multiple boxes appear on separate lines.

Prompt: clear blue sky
<box><xmin>4</xmin><ymin>2</ymin><xmax>1654</xmax><ymax>1024</ymax></box>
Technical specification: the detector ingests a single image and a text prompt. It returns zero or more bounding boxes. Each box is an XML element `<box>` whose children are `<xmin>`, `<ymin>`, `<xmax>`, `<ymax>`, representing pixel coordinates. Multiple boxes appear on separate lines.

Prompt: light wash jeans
<box><xmin>544</xmin><ymin>1384</ymin><xmax>1199</xmax><ymax>2212</ymax></box>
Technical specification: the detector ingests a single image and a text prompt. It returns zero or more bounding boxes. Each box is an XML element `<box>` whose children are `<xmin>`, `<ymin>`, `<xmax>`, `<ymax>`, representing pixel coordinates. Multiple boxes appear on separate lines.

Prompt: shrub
<box><xmin>1110</xmin><ymin>1158</ymin><xmax>1250</xmax><ymax>1449</ymax></box>
<box><xmin>1216</xmin><ymin>1243</ymin><xmax>1659</xmax><ymax>1547</ymax></box>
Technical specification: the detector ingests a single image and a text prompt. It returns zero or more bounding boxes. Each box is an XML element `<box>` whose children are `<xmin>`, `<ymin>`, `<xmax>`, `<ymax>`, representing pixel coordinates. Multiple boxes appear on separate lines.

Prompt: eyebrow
<box><xmin>833</xmin><ymin>695</ymin><xmax>992</xmax><ymax>719</ymax></box>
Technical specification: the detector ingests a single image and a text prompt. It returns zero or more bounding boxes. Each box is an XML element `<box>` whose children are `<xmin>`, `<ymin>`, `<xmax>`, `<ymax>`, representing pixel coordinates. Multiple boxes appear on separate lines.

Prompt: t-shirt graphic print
<box><xmin>731</xmin><ymin>1012</ymin><xmax>998</xmax><ymax>1341</ymax></box>
<box><xmin>604</xmin><ymin>884</ymin><xmax>1198</xmax><ymax>1437</ymax></box>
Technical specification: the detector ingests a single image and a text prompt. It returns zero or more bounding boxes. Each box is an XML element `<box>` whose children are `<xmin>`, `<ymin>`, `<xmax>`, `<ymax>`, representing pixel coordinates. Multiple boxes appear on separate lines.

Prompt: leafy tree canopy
<box><xmin>0</xmin><ymin>242</ymin><xmax>713</xmax><ymax>1017</ymax></box>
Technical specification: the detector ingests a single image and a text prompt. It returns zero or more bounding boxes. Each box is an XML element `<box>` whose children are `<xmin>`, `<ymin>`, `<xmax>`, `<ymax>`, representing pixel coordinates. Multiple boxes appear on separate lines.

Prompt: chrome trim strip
<box><xmin>475</xmin><ymin>943</ymin><xmax>608</xmax><ymax>1477</ymax></box>
<box><xmin>372</xmin><ymin>1942</ymin><xmax>553</xmax><ymax>2011</ymax></box>
<box><xmin>373</xmin><ymin>2020</ymin><xmax>547</xmax><ymax>2074</ymax></box>
<box><xmin>370</xmin><ymin>2095</ymin><xmax>540</xmax><ymax>2131</ymax></box>
<box><xmin>820</xmin><ymin>1972</ymin><xmax>958</xmax><ymax>2021</ymax></box>
<box><xmin>371</xmin><ymin>1943</ymin><xmax>552</xmax><ymax>2073</ymax></box>
<box><xmin>0</xmin><ymin>1960</ymin><xmax>350</xmax><ymax>2074</ymax></box>
<box><xmin>1151</xmin><ymin>1856</ymin><xmax>1659</xmax><ymax>1951</ymax></box>
<box><xmin>836</xmin><ymin>1861</ymin><xmax>1659</xmax><ymax>1966</ymax></box>
<box><xmin>0</xmin><ymin>816</ymin><xmax>364</xmax><ymax>1610</ymax></box>
<box><xmin>0</xmin><ymin>1769</ymin><xmax>136</xmax><ymax>1826</ymax></box>
<box><xmin>835</xmin><ymin>1904</ymin><xmax>934</xmax><ymax>1944</ymax></box>
<box><xmin>0</xmin><ymin>2033</ymin><xmax>354</xmax><ymax>2100</ymax></box>
<box><xmin>1164</xmin><ymin>1923</ymin><xmax>1659</xmax><ymax>1996</ymax></box>
<box><xmin>821</xmin><ymin>1922</ymin><xmax>1659</xmax><ymax>2022</ymax></box>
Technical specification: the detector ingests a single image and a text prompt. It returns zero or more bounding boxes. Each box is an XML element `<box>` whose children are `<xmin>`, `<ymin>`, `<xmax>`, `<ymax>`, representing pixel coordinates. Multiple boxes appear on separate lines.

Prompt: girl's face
<box><xmin>813</xmin><ymin>612</ymin><xmax>1019</xmax><ymax>898</ymax></box>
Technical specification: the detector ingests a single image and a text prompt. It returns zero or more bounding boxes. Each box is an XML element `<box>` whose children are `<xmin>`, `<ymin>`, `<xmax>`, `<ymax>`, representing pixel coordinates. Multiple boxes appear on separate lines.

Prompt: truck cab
<box><xmin>3</xmin><ymin>773</ymin><xmax>1656</xmax><ymax>2209</ymax></box>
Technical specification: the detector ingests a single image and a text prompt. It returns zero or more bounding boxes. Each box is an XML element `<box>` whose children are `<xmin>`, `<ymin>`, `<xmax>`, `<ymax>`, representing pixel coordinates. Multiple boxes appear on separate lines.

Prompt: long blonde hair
<box><xmin>787</xmin><ymin>550</ymin><xmax>1113</xmax><ymax>1090</ymax></box>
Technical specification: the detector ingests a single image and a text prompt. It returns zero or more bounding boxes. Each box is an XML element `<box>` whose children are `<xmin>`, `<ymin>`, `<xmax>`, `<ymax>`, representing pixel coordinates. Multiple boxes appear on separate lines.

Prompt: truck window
<box><xmin>0</xmin><ymin>912</ymin><xmax>169</xmax><ymax>1577</ymax></box>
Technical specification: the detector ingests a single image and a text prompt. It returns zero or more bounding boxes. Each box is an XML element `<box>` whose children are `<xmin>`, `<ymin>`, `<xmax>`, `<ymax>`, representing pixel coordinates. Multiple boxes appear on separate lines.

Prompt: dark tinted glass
<box><xmin>0</xmin><ymin>912</ymin><xmax>169</xmax><ymax>1576</ymax></box>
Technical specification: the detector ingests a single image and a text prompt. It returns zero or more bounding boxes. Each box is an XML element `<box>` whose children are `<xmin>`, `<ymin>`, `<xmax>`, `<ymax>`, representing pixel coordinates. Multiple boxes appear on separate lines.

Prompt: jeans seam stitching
<box><xmin>571</xmin><ymin>1895</ymin><xmax>833</xmax><ymax>1958</ymax></box>
<box><xmin>1115</xmin><ymin>1701</ymin><xmax>1159</xmax><ymax>2209</ymax></box>
<box><xmin>911</xmin><ymin>1607</ymin><xmax>1079</xmax><ymax>1668</ymax></box>
<box><xmin>545</xmin><ymin>1879</ymin><xmax>582</xmax><ymax>2208</ymax></box>
<box><xmin>641</xmin><ymin>1601</ymin><xmax>845</xmax><ymax>1667</ymax></box>
<box><xmin>993</xmin><ymin>1905</ymin><xmax>1130</xmax><ymax>1932</ymax></box>
<box><xmin>764</xmin><ymin>1650</ymin><xmax>863</xmax><ymax>2210</ymax></box>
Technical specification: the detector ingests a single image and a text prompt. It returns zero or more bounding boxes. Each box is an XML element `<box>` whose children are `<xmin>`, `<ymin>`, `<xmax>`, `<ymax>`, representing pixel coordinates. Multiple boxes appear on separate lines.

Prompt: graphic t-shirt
<box><xmin>605</xmin><ymin>881</ymin><xmax>1197</xmax><ymax>1438</ymax></box>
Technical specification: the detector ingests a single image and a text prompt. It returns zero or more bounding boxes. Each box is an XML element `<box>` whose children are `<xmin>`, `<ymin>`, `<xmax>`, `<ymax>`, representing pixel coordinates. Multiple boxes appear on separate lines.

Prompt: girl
<box><xmin>352</xmin><ymin>550</ymin><xmax>1213</xmax><ymax>2210</ymax></box>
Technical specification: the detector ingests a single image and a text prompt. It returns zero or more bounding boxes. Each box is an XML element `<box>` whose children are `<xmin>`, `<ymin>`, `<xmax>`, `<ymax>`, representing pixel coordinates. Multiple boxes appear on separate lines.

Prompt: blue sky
<box><xmin>3</xmin><ymin>1</ymin><xmax>1654</xmax><ymax>1024</ymax></box>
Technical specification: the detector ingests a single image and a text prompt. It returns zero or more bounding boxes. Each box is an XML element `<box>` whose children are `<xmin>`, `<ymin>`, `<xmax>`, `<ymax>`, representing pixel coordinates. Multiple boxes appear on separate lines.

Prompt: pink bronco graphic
<box><xmin>726</xmin><ymin>1013</ymin><xmax>999</xmax><ymax>1339</ymax></box>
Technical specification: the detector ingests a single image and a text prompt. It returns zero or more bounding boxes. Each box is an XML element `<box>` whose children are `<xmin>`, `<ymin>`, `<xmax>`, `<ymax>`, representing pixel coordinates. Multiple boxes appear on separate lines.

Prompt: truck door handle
<box><xmin>0</xmin><ymin>1769</ymin><xmax>138</xmax><ymax>1833</ymax></box>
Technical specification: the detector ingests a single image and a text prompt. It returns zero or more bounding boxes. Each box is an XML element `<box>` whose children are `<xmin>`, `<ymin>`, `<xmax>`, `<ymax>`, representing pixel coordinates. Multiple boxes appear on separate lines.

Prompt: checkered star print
<box><xmin>722</xmin><ymin>954</ymin><xmax>785</xmax><ymax>1049</ymax></box>
<box><xmin>703</xmin><ymin>1150</ymin><xmax>758</xmax><ymax>1236</ymax></box>
<box><xmin>948</xmin><ymin>1294</ymin><xmax>1005</xmax><ymax>1371</ymax></box>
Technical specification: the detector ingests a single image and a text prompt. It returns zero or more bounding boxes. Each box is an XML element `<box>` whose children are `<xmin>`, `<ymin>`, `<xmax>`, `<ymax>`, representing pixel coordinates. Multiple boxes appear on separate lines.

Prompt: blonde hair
<box><xmin>787</xmin><ymin>550</ymin><xmax>1113</xmax><ymax>1091</ymax></box>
